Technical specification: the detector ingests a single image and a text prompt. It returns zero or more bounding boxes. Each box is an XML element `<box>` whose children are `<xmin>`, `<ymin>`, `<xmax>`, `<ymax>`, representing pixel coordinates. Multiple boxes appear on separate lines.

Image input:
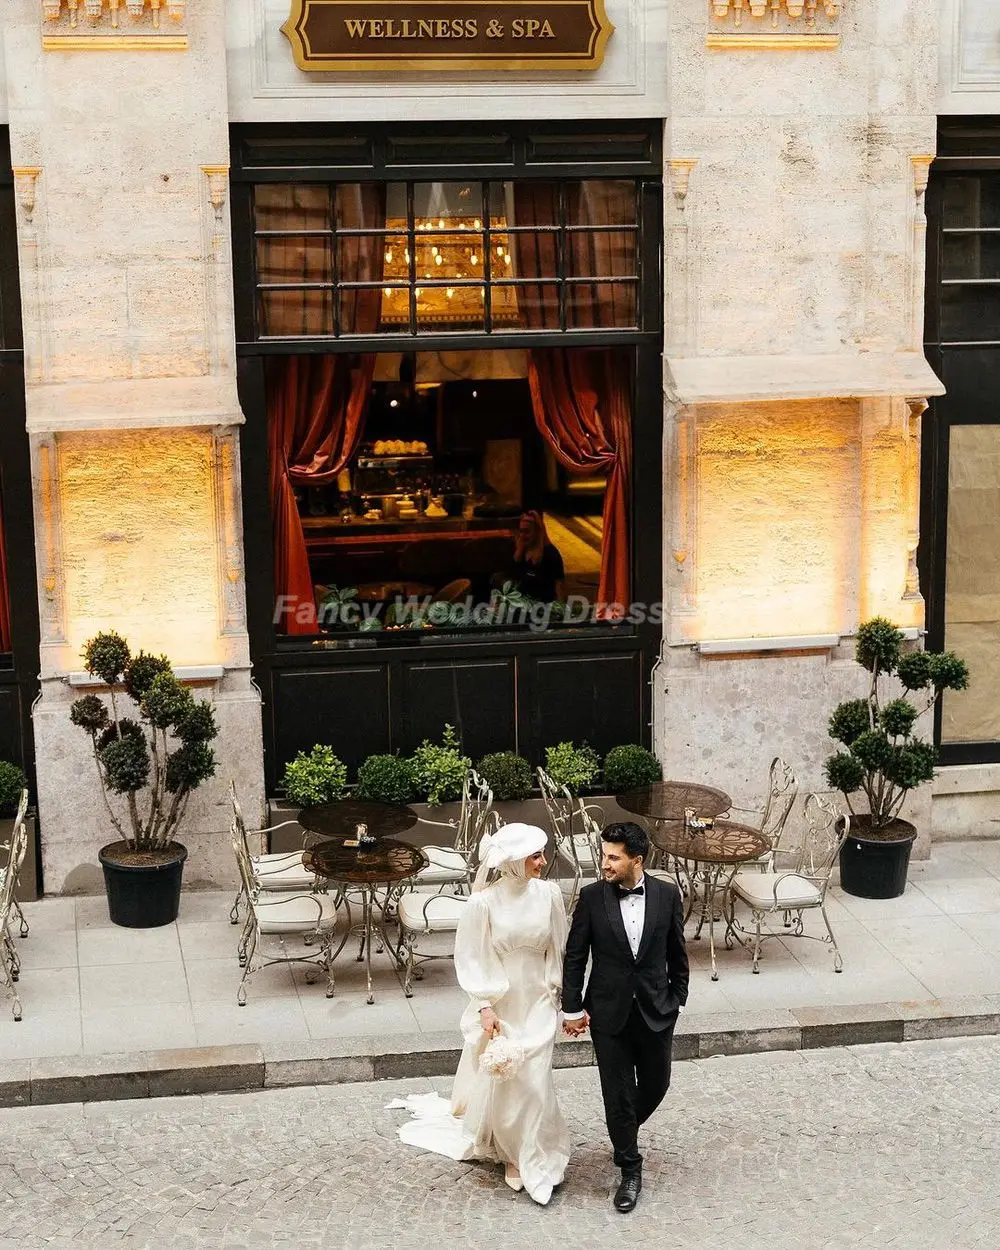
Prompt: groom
<box><xmin>562</xmin><ymin>821</ymin><xmax>689</xmax><ymax>1213</ymax></box>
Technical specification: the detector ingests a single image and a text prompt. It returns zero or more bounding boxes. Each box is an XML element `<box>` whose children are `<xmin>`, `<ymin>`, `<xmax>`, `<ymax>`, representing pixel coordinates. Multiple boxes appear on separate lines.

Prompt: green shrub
<box><xmin>0</xmin><ymin>761</ymin><xmax>27</xmax><ymax>819</ymax></box>
<box><xmin>411</xmin><ymin>725</ymin><xmax>470</xmax><ymax>806</ymax></box>
<box><xmin>603</xmin><ymin>744</ymin><xmax>662</xmax><ymax>794</ymax></box>
<box><xmin>824</xmin><ymin>618</ymin><xmax>970</xmax><ymax>831</ymax></box>
<box><xmin>544</xmin><ymin>741</ymin><xmax>601</xmax><ymax>796</ymax></box>
<box><xmin>476</xmin><ymin>752</ymin><xmax>533</xmax><ymax>802</ymax></box>
<box><xmin>282</xmin><ymin>745</ymin><xmax>348</xmax><ymax>808</ymax></box>
<box><xmin>355</xmin><ymin>754</ymin><xmax>416</xmax><ymax>805</ymax></box>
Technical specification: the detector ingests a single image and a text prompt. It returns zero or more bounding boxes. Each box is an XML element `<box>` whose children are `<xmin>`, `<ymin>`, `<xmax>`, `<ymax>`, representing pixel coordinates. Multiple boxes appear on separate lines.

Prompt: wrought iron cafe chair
<box><xmin>396</xmin><ymin>810</ymin><xmax>502</xmax><ymax>997</ymax></box>
<box><xmin>726</xmin><ymin>792</ymin><xmax>849</xmax><ymax>974</ymax></box>
<box><xmin>230</xmin><ymin>829</ymin><xmax>339</xmax><ymax>1006</ymax></box>
<box><xmin>537</xmin><ymin>766</ymin><xmax>604</xmax><ymax>913</ymax></box>
<box><xmin>228</xmin><ymin>781</ymin><xmax>317</xmax><ymax>920</ymax></box>
<box><xmin>411</xmin><ymin>768</ymin><xmax>494</xmax><ymax>895</ymax></box>
<box><xmin>0</xmin><ymin>794</ymin><xmax>28</xmax><ymax>1021</ymax></box>
<box><xmin>724</xmin><ymin>756</ymin><xmax>798</xmax><ymax>872</ymax></box>
<box><xmin>0</xmin><ymin>788</ymin><xmax>30</xmax><ymax>940</ymax></box>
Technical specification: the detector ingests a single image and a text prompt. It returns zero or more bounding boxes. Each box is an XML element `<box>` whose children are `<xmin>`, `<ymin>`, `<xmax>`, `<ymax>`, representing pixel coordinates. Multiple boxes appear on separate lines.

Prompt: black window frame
<box><xmin>922</xmin><ymin>117</ymin><xmax>1000</xmax><ymax>764</ymax></box>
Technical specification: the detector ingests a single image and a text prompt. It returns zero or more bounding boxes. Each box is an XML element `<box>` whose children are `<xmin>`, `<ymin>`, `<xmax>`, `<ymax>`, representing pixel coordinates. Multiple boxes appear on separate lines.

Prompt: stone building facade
<box><xmin>0</xmin><ymin>0</ymin><xmax>994</xmax><ymax>893</ymax></box>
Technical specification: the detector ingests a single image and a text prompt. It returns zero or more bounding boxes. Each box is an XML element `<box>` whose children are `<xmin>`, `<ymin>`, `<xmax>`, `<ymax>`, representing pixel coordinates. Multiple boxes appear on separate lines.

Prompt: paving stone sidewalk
<box><xmin>3</xmin><ymin>839</ymin><xmax>1000</xmax><ymax>1096</ymax></box>
<box><xmin>0</xmin><ymin>1036</ymin><xmax>998</xmax><ymax>1249</ymax></box>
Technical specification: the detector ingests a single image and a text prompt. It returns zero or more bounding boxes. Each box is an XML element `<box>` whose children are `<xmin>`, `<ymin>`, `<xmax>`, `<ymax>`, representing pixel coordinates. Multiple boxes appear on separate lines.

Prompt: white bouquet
<box><xmin>479</xmin><ymin>1030</ymin><xmax>524</xmax><ymax>1082</ymax></box>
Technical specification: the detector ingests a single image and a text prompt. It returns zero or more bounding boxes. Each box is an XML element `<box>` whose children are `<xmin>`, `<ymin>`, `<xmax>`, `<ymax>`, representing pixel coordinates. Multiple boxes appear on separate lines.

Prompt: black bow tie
<box><xmin>616</xmin><ymin>884</ymin><xmax>644</xmax><ymax>899</ymax></box>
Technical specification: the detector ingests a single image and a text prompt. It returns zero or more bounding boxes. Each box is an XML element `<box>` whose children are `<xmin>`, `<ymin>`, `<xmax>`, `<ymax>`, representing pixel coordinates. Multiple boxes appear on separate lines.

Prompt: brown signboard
<box><xmin>282</xmin><ymin>0</ymin><xmax>614</xmax><ymax>71</ymax></box>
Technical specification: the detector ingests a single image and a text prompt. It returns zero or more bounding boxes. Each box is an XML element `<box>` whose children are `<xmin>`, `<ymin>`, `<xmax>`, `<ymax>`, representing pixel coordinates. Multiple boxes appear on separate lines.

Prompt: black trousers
<box><xmin>590</xmin><ymin>1002</ymin><xmax>676</xmax><ymax>1174</ymax></box>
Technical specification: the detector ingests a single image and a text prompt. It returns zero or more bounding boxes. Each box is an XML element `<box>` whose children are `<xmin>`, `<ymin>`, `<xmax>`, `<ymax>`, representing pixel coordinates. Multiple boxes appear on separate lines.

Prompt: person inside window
<box><xmin>511</xmin><ymin>510</ymin><xmax>565</xmax><ymax>603</ymax></box>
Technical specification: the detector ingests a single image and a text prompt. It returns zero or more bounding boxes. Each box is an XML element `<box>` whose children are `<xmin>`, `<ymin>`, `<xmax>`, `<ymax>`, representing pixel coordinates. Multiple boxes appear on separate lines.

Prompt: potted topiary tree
<box><xmin>70</xmin><ymin>632</ymin><xmax>219</xmax><ymax>928</ymax></box>
<box><xmin>824</xmin><ymin>617</ymin><xmax>969</xmax><ymax>899</ymax></box>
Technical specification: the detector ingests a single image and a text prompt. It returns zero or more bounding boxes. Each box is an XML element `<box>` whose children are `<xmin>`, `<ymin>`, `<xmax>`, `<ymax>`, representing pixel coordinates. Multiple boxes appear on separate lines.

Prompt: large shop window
<box><xmin>268</xmin><ymin>347</ymin><xmax>632</xmax><ymax>637</ymax></box>
<box><xmin>253</xmin><ymin>179</ymin><xmax>639</xmax><ymax>339</ymax></box>
<box><xmin>0</xmin><ymin>483</ymin><xmax>10</xmax><ymax>655</ymax></box>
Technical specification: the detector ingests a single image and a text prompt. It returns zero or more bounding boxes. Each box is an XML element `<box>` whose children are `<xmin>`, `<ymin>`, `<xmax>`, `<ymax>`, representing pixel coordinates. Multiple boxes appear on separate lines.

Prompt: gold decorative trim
<box><xmin>42</xmin><ymin>33</ymin><xmax>188</xmax><ymax>50</ymax></box>
<box><xmin>706</xmin><ymin>33</ymin><xmax>839</xmax><ymax>49</ymax></box>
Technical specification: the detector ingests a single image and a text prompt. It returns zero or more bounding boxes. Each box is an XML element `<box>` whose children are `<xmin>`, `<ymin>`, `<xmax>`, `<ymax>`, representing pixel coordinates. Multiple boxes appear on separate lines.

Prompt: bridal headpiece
<box><xmin>472</xmin><ymin>822</ymin><xmax>548</xmax><ymax>893</ymax></box>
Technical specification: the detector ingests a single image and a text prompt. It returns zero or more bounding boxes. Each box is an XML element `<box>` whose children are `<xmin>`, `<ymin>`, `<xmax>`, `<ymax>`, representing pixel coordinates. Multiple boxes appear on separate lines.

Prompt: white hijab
<box><xmin>473</xmin><ymin>822</ymin><xmax>548</xmax><ymax>893</ymax></box>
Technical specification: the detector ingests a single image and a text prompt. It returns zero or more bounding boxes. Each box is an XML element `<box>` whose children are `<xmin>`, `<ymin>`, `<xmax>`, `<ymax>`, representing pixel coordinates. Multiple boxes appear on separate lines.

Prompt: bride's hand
<box><xmin>480</xmin><ymin>1006</ymin><xmax>501</xmax><ymax>1038</ymax></box>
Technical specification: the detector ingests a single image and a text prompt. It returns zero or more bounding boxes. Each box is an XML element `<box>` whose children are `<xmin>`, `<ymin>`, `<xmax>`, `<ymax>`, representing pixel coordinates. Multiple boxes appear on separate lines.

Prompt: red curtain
<box><xmin>266</xmin><ymin>181</ymin><xmax>386</xmax><ymax>634</ymax></box>
<box><xmin>268</xmin><ymin>354</ymin><xmax>375</xmax><ymax>634</ymax></box>
<box><xmin>511</xmin><ymin>183</ymin><xmax>634</xmax><ymax>614</ymax></box>
<box><xmin>0</xmin><ymin>493</ymin><xmax>10</xmax><ymax>652</ymax></box>
<box><xmin>527</xmin><ymin>350</ymin><xmax>632</xmax><ymax>614</ymax></box>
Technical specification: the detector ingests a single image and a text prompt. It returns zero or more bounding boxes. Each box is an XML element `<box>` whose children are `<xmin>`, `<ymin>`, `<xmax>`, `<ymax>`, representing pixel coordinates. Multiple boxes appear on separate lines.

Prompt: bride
<box><xmin>393</xmin><ymin>822</ymin><xmax>571</xmax><ymax>1205</ymax></box>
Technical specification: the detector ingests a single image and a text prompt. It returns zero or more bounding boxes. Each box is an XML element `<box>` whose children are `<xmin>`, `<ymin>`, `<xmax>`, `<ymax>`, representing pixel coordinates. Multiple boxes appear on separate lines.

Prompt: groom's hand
<box><xmin>479</xmin><ymin>1007</ymin><xmax>501</xmax><ymax>1038</ymax></box>
<box><xmin>562</xmin><ymin>1012</ymin><xmax>590</xmax><ymax>1037</ymax></box>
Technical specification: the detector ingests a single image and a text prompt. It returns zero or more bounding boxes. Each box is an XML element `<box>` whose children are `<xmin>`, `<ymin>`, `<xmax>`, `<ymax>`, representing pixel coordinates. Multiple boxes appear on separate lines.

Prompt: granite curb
<box><xmin>2</xmin><ymin>996</ymin><xmax>999</xmax><ymax>1108</ymax></box>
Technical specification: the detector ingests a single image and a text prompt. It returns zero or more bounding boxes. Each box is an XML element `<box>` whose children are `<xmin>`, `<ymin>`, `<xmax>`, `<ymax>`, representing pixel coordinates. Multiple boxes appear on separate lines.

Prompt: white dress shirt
<box><xmin>563</xmin><ymin>875</ymin><xmax>683</xmax><ymax>1020</ymax></box>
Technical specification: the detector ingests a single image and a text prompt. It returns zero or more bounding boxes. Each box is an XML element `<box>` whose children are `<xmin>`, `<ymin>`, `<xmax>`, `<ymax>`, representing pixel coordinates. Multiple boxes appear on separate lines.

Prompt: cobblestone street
<box><xmin>0</xmin><ymin>1037</ymin><xmax>996</xmax><ymax>1249</ymax></box>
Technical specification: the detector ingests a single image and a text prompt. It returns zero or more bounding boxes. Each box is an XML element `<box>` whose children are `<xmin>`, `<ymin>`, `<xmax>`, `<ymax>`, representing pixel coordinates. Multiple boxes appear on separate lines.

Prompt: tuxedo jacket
<box><xmin>562</xmin><ymin>876</ymin><xmax>689</xmax><ymax>1035</ymax></box>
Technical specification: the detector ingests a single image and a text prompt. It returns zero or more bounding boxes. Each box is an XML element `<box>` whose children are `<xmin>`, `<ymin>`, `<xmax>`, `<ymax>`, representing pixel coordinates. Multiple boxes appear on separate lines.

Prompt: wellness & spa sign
<box><xmin>282</xmin><ymin>0</ymin><xmax>614</xmax><ymax>70</ymax></box>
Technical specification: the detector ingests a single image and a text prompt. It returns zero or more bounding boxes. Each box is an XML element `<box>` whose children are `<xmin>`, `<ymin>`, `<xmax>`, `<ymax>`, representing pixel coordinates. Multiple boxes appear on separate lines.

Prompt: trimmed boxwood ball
<box><xmin>355</xmin><ymin>754</ymin><xmax>416</xmax><ymax>805</ymax></box>
<box><xmin>544</xmin><ymin>741</ymin><xmax>601</xmax><ymax>797</ymax></box>
<box><xmin>282</xmin><ymin>745</ymin><xmax>348</xmax><ymax>808</ymax></box>
<box><xmin>603</xmin><ymin>744</ymin><xmax>662</xmax><ymax>794</ymax></box>
<box><xmin>476</xmin><ymin>752</ymin><xmax>533</xmax><ymax>802</ymax></box>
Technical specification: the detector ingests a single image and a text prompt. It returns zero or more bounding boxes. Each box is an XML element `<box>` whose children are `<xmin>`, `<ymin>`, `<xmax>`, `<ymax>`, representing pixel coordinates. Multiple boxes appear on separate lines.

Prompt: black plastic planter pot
<box><xmin>98</xmin><ymin>841</ymin><xmax>188</xmax><ymax>928</ymax></box>
<box><xmin>838</xmin><ymin>817</ymin><xmax>917</xmax><ymax>900</ymax></box>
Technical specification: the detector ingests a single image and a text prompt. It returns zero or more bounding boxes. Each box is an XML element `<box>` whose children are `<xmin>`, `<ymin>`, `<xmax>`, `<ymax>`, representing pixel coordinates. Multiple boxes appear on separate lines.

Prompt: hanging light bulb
<box><xmin>470</xmin><ymin>253</ymin><xmax>479</xmax><ymax>266</ymax></box>
<box><xmin>404</xmin><ymin>248</ymin><xmax>410</xmax><ymax>263</ymax></box>
<box><xmin>438</xmin><ymin>218</ymin><xmax>445</xmax><ymax>229</ymax></box>
<box><xmin>505</xmin><ymin>254</ymin><xmax>512</xmax><ymax>267</ymax></box>
<box><xmin>446</xmin><ymin>288</ymin><xmax>454</xmax><ymax>299</ymax></box>
<box><xmin>384</xmin><ymin>287</ymin><xmax>393</xmax><ymax>297</ymax></box>
<box><xmin>431</xmin><ymin>246</ymin><xmax>438</xmax><ymax>256</ymax></box>
<box><xmin>385</xmin><ymin>248</ymin><xmax>393</xmax><ymax>263</ymax></box>
<box><xmin>474</xmin><ymin>219</ymin><xmax>482</xmax><ymax>230</ymax></box>
<box><xmin>435</xmin><ymin>255</ymin><xmax>443</xmax><ymax>266</ymax></box>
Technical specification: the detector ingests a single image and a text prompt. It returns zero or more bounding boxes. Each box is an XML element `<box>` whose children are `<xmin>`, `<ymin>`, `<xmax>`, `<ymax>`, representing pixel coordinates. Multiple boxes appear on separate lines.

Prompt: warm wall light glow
<box><xmin>58</xmin><ymin>428</ymin><xmax>222</xmax><ymax>665</ymax></box>
<box><xmin>694</xmin><ymin>400</ymin><xmax>859</xmax><ymax>639</ymax></box>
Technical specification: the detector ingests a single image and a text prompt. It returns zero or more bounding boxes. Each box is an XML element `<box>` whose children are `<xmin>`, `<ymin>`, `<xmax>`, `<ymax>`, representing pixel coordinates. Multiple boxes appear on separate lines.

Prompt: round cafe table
<box><xmin>615</xmin><ymin>781</ymin><xmax>732</xmax><ymax>824</ymax></box>
<box><xmin>298</xmin><ymin>798</ymin><xmax>418</xmax><ymax>843</ymax></box>
<box><xmin>652</xmin><ymin>819</ymin><xmax>771</xmax><ymax>982</ymax></box>
<box><xmin>303</xmin><ymin>836</ymin><xmax>428</xmax><ymax>1004</ymax></box>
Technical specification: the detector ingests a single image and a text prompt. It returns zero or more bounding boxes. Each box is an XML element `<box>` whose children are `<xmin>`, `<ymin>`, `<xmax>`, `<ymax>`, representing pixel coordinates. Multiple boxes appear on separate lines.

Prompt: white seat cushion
<box><xmin>414</xmin><ymin>846</ymin><xmax>469</xmax><ymax>884</ymax></box>
<box><xmin>253</xmin><ymin>891</ymin><xmax>338</xmax><ymax>933</ymax></box>
<box><xmin>254</xmin><ymin>853</ymin><xmax>315</xmax><ymax>891</ymax></box>
<box><xmin>731</xmin><ymin>871</ymin><xmax>822</xmax><ymax>911</ymax></box>
<box><xmin>398</xmin><ymin>890</ymin><xmax>466</xmax><ymax>933</ymax></box>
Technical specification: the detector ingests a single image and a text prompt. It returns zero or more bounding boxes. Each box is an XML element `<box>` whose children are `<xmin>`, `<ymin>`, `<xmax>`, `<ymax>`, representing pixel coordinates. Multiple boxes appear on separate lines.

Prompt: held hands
<box><xmin>562</xmin><ymin>1011</ymin><xmax>590</xmax><ymax>1037</ymax></box>
<box><xmin>479</xmin><ymin>1006</ymin><xmax>501</xmax><ymax>1038</ymax></box>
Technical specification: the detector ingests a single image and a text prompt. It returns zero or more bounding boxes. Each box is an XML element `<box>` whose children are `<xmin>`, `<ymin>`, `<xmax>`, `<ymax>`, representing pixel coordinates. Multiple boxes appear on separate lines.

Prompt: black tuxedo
<box><xmin>562</xmin><ymin>876</ymin><xmax>689</xmax><ymax>1173</ymax></box>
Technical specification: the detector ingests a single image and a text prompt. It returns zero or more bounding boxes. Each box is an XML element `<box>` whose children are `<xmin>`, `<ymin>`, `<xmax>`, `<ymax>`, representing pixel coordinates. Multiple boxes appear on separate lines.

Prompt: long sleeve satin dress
<box><xmin>394</xmin><ymin>875</ymin><xmax>571</xmax><ymax>1206</ymax></box>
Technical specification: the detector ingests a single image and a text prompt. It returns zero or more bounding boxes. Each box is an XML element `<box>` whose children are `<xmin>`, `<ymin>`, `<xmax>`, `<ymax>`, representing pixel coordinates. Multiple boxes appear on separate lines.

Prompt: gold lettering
<box><xmin>418</xmin><ymin>18</ymin><xmax>435</xmax><ymax>36</ymax></box>
<box><xmin>434</xmin><ymin>19</ymin><xmax>449</xmax><ymax>36</ymax></box>
<box><xmin>540</xmin><ymin>19</ymin><xmax>554</xmax><ymax>35</ymax></box>
<box><xmin>370</xmin><ymin>18</ymin><xmax>385</xmax><ymax>36</ymax></box>
<box><xmin>465</xmin><ymin>18</ymin><xmax>478</xmax><ymax>35</ymax></box>
<box><xmin>512</xmin><ymin>17</ymin><xmax>524</xmax><ymax>35</ymax></box>
<box><xmin>344</xmin><ymin>18</ymin><xmax>367</xmax><ymax>37</ymax></box>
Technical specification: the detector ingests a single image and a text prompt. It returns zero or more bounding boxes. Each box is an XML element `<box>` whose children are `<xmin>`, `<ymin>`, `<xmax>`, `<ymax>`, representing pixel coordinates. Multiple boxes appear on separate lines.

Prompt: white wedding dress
<box><xmin>392</xmin><ymin>875</ymin><xmax>571</xmax><ymax>1205</ymax></box>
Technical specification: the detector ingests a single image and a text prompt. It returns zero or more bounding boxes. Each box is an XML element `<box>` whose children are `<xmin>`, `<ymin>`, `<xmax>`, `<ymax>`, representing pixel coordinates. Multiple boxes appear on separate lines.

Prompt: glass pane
<box><xmin>940</xmin><ymin>285</ymin><xmax>1000</xmax><ymax>340</ymax></box>
<box><xmin>508</xmin><ymin>181</ymin><xmax>559</xmax><ymax>228</ymax></box>
<box><xmin>941</xmin><ymin>424</ymin><xmax>1000</xmax><ymax>743</ymax></box>
<box><xmin>258</xmin><ymin>235</ymin><xmax>332</xmax><ymax>287</ymax></box>
<box><xmin>492</xmin><ymin>282</ymin><xmax>561</xmax><ymax>331</ymax></box>
<box><xmin>335</xmin><ymin>183</ymin><xmax>387</xmax><ymax>232</ymax></box>
<box><xmin>566</xmin><ymin>281</ymin><xmax>637</xmax><ymax>329</ymax></box>
<box><xmin>566</xmin><ymin>180</ymin><xmax>637</xmax><ymax>227</ymax></box>
<box><xmin>255</xmin><ymin>184</ymin><xmax>332</xmax><ymax>233</ymax></box>
<box><xmin>488</xmin><ymin>238</ymin><xmax>516</xmax><ymax>280</ymax></box>
<box><xmin>942</xmin><ymin>175</ymin><xmax>1000</xmax><ymax>230</ymax></box>
<box><xmin>507</xmin><ymin>230</ymin><xmax>560</xmax><ymax>282</ymax></box>
<box><xmin>415</xmin><ymin>283</ymin><xmax>486</xmax><ymax>330</ymax></box>
<box><xmin>336</xmin><ymin>233</ymin><xmax>386</xmax><ymax>287</ymax></box>
<box><xmin>259</xmin><ymin>289</ymin><xmax>333</xmax><ymax>337</ymax></box>
<box><xmin>942</xmin><ymin>233</ymin><xmax>1000</xmax><ymax>281</ymax></box>
<box><xmin>564</xmin><ymin>229</ymin><xmax>637</xmax><ymax>278</ymax></box>
<box><xmin>413</xmin><ymin>182</ymin><xmax>487</xmax><ymax>230</ymax></box>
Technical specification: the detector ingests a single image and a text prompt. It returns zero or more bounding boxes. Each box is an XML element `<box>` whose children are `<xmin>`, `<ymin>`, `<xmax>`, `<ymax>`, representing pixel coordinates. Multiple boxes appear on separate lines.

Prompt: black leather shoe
<box><xmin>614</xmin><ymin>1171</ymin><xmax>642</xmax><ymax>1213</ymax></box>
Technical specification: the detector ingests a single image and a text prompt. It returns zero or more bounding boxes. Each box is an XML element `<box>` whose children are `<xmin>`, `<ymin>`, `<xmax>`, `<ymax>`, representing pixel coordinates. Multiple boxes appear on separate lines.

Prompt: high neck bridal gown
<box><xmin>392</xmin><ymin>875</ymin><xmax>571</xmax><ymax>1205</ymax></box>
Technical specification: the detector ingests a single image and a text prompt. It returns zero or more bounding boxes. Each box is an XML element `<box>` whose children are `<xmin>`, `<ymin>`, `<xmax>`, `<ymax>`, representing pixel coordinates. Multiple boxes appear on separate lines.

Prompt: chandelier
<box><xmin>379</xmin><ymin>216</ymin><xmax>521</xmax><ymax>327</ymax></box>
